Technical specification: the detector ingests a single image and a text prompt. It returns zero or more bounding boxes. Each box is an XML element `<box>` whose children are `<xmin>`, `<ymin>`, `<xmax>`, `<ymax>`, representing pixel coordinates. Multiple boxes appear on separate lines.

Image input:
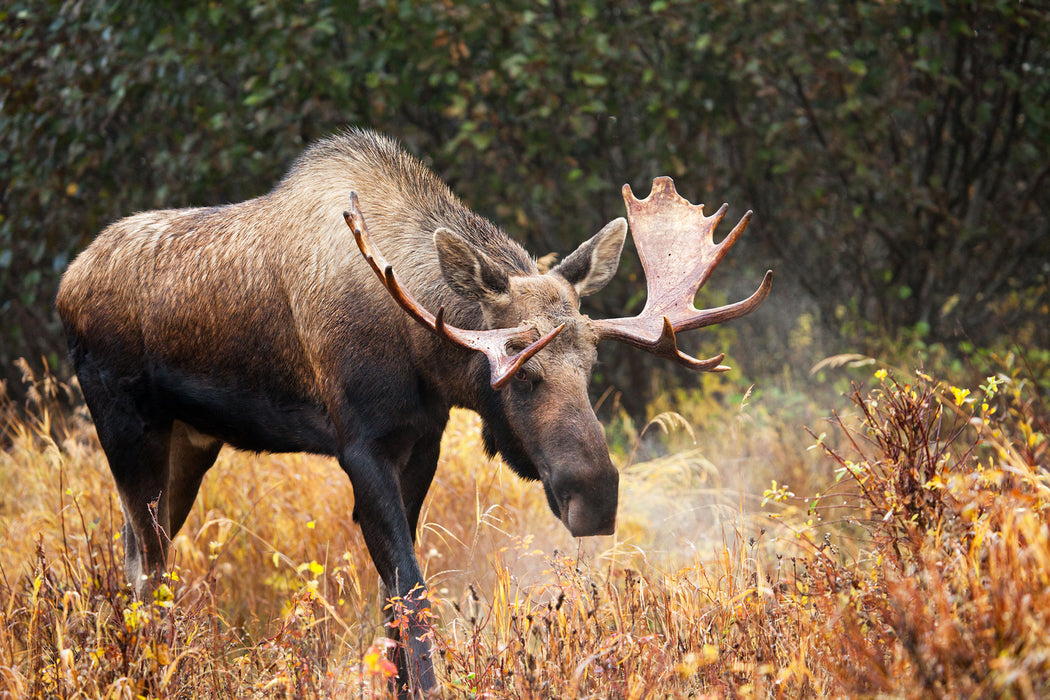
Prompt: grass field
<box><xmin>1</xmin><ymin>358</ymin><xmax>1047</xmax><ymax>698</ymax></box>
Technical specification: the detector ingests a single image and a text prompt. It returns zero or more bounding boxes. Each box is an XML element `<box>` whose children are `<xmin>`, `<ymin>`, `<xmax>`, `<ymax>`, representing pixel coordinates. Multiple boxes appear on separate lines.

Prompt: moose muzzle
<box><xmin>547</xmin><ymin>463</ymin><xmax>619</xmax><ymax>537</ymax></box>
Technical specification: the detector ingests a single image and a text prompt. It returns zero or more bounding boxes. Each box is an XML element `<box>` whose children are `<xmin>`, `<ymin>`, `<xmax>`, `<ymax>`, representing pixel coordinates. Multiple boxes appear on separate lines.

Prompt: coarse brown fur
<box><xmin>57</xmin><ymin>128</ymin><xmax>629</xmax><ymax>696</ymax></box>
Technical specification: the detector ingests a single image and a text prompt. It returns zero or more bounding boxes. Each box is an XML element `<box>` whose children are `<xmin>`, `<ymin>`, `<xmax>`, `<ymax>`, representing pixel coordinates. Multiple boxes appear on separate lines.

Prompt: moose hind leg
<box><xmin>105</xmin><ymin>420</ymin><xmax>174</xmax><ymax>598</ymax></box>
<box><xmin>166</xmin><ymin>421</ymin><xmax>222</xmax><ymax>536</ymax></box>
<box><xmin>75</xmin><ymin>362</ymin><xmax>174</xmax><ymax>598</ymax></box>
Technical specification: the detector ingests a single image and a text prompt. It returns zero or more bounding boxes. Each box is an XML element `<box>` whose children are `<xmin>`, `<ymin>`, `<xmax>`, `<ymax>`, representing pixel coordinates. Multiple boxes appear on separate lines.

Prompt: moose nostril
<box><xmin>560</xmin><ymin>490</ymin><xmax>617</xmax><ymax>537</ymax></box>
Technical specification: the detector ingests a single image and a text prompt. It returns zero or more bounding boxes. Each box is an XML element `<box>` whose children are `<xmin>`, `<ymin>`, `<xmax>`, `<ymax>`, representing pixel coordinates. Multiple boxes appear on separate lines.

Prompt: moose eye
<box><xmin>512</xmin><ymin>368</ymin><xmax>538</xmax><ymax>392</ymax></box>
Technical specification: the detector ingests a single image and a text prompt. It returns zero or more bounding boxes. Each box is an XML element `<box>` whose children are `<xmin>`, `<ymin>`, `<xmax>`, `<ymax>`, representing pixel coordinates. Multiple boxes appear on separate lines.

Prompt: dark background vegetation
<box><xmin>2</xmin><ymin>0</ymin><xmax>1048</xmax><ymax>409</ymax></box>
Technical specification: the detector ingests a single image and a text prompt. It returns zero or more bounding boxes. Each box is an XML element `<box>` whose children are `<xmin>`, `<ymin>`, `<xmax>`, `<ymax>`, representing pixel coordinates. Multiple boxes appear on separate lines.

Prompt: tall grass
<box><xmin>0</xmin><ymin>358</ymin><xmax>1046</xmax><ymax>697</ymax></box>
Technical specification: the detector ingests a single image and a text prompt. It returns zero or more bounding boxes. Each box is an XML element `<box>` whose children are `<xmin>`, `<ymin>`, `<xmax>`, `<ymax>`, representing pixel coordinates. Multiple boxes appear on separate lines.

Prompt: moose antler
<box><xmin>344</xmin><ymin>193</ymin><xmax>565</xmax><ymax>390</ymax></box>
<box><xmin>592</xmin><ymin>177</ymin><xmax>772</xmax><ymax>371</ymax></box>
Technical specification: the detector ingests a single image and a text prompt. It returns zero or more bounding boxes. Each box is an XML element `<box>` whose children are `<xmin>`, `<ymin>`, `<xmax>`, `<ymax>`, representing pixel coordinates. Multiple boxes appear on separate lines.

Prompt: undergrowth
<box><xmin>0</xmin><ymin>355</ymin><xmax>1046</xmax><ymax>697</ymax></box>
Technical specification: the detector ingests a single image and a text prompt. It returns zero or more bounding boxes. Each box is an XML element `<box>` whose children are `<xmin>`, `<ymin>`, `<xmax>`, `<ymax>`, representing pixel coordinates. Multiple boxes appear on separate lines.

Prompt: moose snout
<box><xmin>554</xmin><ymin>467</ymin><xmax>619</xmax><ymax>537</ymax></box>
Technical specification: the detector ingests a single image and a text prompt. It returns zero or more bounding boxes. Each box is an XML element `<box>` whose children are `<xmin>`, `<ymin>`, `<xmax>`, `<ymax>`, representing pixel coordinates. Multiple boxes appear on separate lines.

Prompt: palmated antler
<box><xmin>592</xmin><ymin>177</ymin><xmax>772</xmax><ymax>371</ymax></box>
<box><xmin>344</xmin><ymin>193</ymin><xmax>564</xmax><ymax>389</ymax></box>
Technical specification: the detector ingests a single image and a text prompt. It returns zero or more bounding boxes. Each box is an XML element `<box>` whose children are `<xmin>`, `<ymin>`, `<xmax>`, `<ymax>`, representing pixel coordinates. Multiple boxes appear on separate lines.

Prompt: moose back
<box><xmin>56</xmin><ymin>129</ymin><xmax>770</xmax><ymax>694</ymax></box>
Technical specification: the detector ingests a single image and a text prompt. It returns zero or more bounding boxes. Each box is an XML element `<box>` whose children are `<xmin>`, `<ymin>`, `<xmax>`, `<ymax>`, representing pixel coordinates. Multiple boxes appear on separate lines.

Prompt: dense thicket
<box><xmin>2</xmin><ymin>1</ymin><xmax>1047</xmax><ymax>403</ymax></box>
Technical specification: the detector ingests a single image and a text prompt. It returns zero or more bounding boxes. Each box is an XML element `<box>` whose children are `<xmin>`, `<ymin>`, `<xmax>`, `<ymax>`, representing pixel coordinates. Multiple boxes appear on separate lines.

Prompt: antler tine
<box><xmin>344</xmin><ymin>195</ymin><xmax>564</xmax><ymax>389</ymax></box>
<box><xmin>431</xmin><ymin>306</ymin><xmax>566</xmax><ymax>390</ymax></box>
<box><xmin>593</xmin><ymin>177</ymin><xmax>772</xmax><ymax>372</ymax></box>
<box><xmin>681</xmin><ymin>268</ymin><xmax>772</xmax><ymax>332</ymax></box>
<box><xmin>593</xmin><ymin>313</ymin><xmax>731</xmax><ymax>370</ymax></box>
<box><xmin>654</xmin><ymin>317</ymin><xmax>728</xmax><ymax>371</ymax></box>
<box><xmin>489</xmin><ymin>322</ymin><xmax>566</xmax><ymax>389</ymax></box>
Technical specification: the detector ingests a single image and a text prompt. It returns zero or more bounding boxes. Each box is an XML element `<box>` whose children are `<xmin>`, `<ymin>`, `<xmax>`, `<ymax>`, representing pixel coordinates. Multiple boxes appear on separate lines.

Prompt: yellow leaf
<box><xmin>950</xmin><ymin>386</ymin><xmax>970</xmax><ymax>406</ymax></box>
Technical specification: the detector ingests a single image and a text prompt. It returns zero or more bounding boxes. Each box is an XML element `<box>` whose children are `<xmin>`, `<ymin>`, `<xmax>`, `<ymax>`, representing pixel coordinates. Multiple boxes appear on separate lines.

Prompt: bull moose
<box><xmin>56</xmin><ymin>129</ymin><xmax>771</xmax><ymax>695</ymax></box>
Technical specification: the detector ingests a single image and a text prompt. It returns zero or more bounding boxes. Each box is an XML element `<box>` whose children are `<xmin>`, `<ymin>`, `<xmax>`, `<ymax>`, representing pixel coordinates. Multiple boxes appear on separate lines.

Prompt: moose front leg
<box><xmin>340</xmin><ymin>439</ymin><xmax>436</xmax><ymax>697</ymax></box>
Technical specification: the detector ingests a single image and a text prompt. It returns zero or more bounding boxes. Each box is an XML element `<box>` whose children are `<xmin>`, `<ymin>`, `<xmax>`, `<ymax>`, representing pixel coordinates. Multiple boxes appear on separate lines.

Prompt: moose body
<box><xmin>57</xmin><ymin>129</ymin><xmax>770</xmax><ymax>695</ymax></box>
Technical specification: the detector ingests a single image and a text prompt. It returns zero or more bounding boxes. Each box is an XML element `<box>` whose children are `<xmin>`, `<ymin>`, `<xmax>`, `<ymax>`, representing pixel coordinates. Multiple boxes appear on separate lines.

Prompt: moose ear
<box><xmin>434</xmin><ymin>227</ymin><xmax>510</xmax><ymax>302</ymax></box>
<box><xmin>551</xmin><ymin>217</ymin><xmax>627</xmax><ymax>297</ymax></box>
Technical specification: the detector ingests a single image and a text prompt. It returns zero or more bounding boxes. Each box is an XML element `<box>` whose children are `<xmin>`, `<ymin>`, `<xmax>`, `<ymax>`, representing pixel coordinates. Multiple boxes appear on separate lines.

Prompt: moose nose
<box><xmin>558</xmin><ymin>469</ymin><xmax>619</xmax><ymax>537</ymax></box>
<box><xmin>563</xmin><ymin>496</ymin><xmax>617</xmax><ymax>536</ymax></box>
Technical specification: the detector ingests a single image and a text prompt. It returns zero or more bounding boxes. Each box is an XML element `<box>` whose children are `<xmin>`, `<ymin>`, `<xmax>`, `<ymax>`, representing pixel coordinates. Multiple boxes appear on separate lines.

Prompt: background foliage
<box><xmin>2</xmin><ymin>0</ymin><xmax>1048</xmax><ymax>403</ymax></box>
<box><xmin>2</xmin><ymin>3</ymin><xmax>1049</xmax><ymax>695</ymax></box>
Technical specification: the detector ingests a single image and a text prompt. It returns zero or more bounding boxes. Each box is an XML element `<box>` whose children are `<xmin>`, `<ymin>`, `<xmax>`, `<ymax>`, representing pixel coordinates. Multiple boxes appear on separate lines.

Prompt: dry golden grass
<box><xmin>0</xmin><ymin>359</ymin><xmax>1047</xmax><ymax>698</ymax></box>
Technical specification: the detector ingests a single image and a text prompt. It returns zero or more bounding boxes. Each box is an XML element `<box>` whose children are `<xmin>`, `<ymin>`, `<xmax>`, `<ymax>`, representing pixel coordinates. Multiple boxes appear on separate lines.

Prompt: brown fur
<box><xmin>58</xmin><ymin>131</ymin><xmax>534</xmax><ymax>406</ymax></box>
<box><xmin>57</xmin><ymin>129</ymin><xmax>628</xmax><ymax>696</ymax></box>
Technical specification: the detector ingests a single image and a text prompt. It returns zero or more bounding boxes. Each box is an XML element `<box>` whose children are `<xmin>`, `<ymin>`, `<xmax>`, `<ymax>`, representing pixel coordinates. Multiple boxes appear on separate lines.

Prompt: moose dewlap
<box><xmin>56</xmin><ymin>128</ymin><xmax>771</xmax><ymax>694</ymax></box>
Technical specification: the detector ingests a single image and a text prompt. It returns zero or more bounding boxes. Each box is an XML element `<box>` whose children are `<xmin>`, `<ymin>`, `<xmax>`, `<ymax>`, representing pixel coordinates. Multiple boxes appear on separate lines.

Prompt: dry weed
<box><xmin>0</xmin><ymin>361</ymin><xmax>1046</xmax><ymax>697</ymax></box>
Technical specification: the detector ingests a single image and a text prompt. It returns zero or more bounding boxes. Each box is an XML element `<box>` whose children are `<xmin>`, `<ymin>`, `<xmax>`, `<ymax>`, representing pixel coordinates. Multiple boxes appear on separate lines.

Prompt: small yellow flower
<box><xmin>153</xmin><ymin>583</ymin><xmax>174</xmax><ymax>607</ymax></box>
<box><xmin>123</xmin><ymin>602</ymin><xmax>148</xmax><ymax>632</ymax></box>
<box><xmin>296</xmin><ymin>560</ymin><xmax>325</xmax><ymax>577</ymax></box>
<box><xmin>306</xmin><ymin>520</ymin><xmax>316</xmax><ymax>529</ymax></box>
<box><xmin>874</xmin><ymin>368</ymin><xmax>888</xmax><ymax>380</ymax></box>
<box><xmin>950</xmin><ymin>386</ymin><xmax>970</xmax><ymax>406</ymax></box>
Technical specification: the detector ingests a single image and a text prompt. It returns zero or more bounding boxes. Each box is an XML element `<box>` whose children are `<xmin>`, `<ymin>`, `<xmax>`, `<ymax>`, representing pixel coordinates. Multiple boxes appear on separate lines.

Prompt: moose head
<box><xmin>345</xmin><ymin>176</ymin><xmax>772</xmax><ymax>538</ymax></box>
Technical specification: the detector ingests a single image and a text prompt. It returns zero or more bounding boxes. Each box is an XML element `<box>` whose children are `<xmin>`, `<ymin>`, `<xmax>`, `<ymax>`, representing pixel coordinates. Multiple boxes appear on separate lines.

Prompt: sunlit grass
<box><xmin>1</xmin><ymin>358</ymin><xmax>1047</xmax><ymax>697</ymax></box>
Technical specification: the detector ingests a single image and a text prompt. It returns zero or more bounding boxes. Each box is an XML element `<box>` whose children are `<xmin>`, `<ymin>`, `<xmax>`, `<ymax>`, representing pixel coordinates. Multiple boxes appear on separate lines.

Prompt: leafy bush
<box><xmin>796</xmin><ymin>366</ymin><xmax>1050</xmax><ymax>695</ymax></box>
<box><xmin>3</xmin><ymin>2</ymin><xmax>1048</xmax><ymax>405</ymax></box>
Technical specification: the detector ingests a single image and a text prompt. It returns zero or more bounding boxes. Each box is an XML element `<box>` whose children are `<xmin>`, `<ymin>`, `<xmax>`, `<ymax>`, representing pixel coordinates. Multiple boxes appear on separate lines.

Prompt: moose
<box><xmin>56</xmin><ymin>129</ymin><xmax>771</xmax><ymax>695</ymax></box>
